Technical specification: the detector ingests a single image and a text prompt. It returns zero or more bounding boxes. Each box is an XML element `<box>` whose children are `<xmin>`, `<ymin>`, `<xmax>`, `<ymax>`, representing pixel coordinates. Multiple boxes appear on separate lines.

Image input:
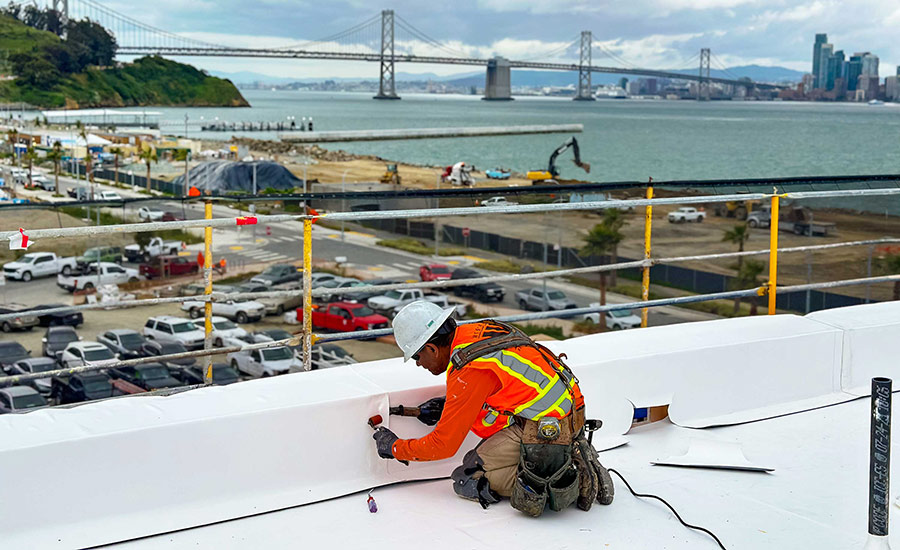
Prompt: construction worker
<box><xmin>372</xmin><ymin>301</ymin><xmax>614</xmax><ymax>516</ymax></box>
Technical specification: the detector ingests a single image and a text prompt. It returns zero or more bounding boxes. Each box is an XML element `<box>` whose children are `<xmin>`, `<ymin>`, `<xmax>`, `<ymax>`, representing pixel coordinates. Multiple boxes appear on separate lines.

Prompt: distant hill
<box><xmin>0</xmin><ymin>13</ymin><xmax>247</xmax><ymax>108</ymax></box>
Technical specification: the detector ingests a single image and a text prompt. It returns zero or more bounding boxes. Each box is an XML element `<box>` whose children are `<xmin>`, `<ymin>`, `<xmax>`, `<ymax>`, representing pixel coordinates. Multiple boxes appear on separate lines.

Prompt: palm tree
<box><xmin>875</xmin><ymin>254</ymin><xmax>900</xmax><ymax>301</ymax></box>
<box><xmin>599</xmin><ymin>208</ymin><xmax>627</xmax><ymax>287</ymax></box>
<box><xmin>6</xmin><ymin>128</ymin><xmax>18</xmax><ymax>167</ymax></box>
<box><xmin>173</xmin><ymin>149</ymin><xmax>190</xmax><ymax>194</ymax></box>
<box><xmin>580</xmin><ymin>217</ymin><xmax>626</xmax><ymax>331</ymax></box>
<box><xmin>79</xmin><ymin>129</ymin><xmax>93</xmax><ymax>183</ymax></box>
<box><xmin>46</xmin><ymin>141</ymin><xmax>63</xmax><ymax>194</ymax></box>
<box><xmin>109</xmin><ymin>147</ymin><xmax>122</xmax><ymax>187</ymax></box>
<box><xmin>139</xmin><ymin>147</ymin><xmax>158</xmax><ymax>192</ymax></box>
<box><xmin>722</xmin><ymin>224</ymin><xmax>751</xmax><ymax>313</ymax></box>
<box><xmin>24</xmin><ymin>146</ymin><xmax>37</xmax><ymax>188</ymax></box>
<box><xmin>732</xmin><ymin>259</ymin><xmax>765</xmax><ymax>315</ymax></box>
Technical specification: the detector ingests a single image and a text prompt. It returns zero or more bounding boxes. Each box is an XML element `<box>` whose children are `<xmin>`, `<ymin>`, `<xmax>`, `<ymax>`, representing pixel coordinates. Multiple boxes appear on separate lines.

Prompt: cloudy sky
<box><xmin>98</xmin><ymin>0</ymin><xmax>899</xmax><ymax>79</ymax></box>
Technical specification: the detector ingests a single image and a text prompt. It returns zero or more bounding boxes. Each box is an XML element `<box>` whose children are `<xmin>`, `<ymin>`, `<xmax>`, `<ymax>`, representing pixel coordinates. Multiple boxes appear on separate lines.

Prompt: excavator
<box><xmin>527</xmin><ymin>137</ymin><xmax>591</xmax><ymax>184</ymax></box>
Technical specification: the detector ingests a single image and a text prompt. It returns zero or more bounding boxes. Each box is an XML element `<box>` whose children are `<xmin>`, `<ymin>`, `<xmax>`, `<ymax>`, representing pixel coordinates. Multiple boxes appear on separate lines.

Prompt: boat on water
<box><xmin>868</xmin><ymin>99</ymin><xmax>885</xmax><ymax>106</ymax></box>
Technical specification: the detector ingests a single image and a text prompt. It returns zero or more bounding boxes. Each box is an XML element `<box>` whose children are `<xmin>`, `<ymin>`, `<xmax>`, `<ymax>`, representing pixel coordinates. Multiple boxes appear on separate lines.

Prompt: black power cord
<box><xmin>607</xmin><ymin>468</ymin><xmax>727</xmax><ymax>550</ymax></box>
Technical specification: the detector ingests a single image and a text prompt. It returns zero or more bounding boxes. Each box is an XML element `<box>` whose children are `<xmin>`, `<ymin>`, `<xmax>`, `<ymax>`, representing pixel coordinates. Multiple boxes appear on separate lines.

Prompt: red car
<box><xmin>139</xmin><ymin>255</ymin><xmax>199</xmax><ymax>279</ymax></box>
<box><xmin>161</xmin><ymin>212</ymin><xmax>185</xmax><ymax>222</ymax></box>
<box><xmin>420</xmin><ymin>264</ymin><xmax>452</xmax><ymax>282</ymax></box>
<box><xmin>301</xmin><ymin>302</ymin><xmax>390</xmax><ymax>332</ymax></box>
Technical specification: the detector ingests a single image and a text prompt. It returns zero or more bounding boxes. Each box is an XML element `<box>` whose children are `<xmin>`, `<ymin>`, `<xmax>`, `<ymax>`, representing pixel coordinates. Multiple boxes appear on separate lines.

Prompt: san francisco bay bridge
<box><xmin>41</xmin><ymin>0</ymin><xmax>786</xmax><ymax>101</ymax></box>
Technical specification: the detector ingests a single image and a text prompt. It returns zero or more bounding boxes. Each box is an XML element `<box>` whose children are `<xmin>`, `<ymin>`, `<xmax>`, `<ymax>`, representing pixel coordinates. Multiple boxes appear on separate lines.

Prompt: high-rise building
<box><xmin>812</xmin><ymin>33</ymin><xmax>827</xmax><ymax>88</ymax></box>
<box><xmin>860</xmin><ymin>53</ymin><xmax>879</xmax><ymax>77</ymax></box>
<box><xmin>885</xmin><ymin>76</ymin><xmax>900</xmax><ymax>101</ymax></box>
<box><xmin>826</xmin><ymin>50</ymin><xmax>844</xmax><ymax>90</ymax></box>
<box><xmin>847</xmin><ymin>56</ymin><xmax>863</xmax><ymax>91</ymax></box>
<box><xmin>816</xmin><ymin>43</ymin><xmax>833</xmax><ymax>90</ymax></box>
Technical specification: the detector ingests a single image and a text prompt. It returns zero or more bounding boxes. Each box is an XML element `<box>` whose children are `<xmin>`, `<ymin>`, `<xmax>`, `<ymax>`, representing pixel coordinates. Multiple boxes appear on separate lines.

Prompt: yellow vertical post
<box><xmin>302</xmin><ymin>218</ymin><xmax>313</xmax><ymax>372</ymax></box>
<box><xmin>767</xmin><ymin>192</ymin><xmax>780</xmax><ymax>315</ymax></box>
<box><xmin>203</xmin><ymin>200</ymin><xmax>214</xmax><ymax>383</ymax></box>
<box><xmin>641</xmin><ymin>183</ymin><xmax>653</xmax><ymax>328</ymax></box>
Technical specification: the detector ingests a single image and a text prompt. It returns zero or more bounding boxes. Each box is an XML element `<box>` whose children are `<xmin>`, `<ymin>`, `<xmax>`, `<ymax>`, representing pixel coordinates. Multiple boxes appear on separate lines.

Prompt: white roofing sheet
<box><xmin>0</xmin><ymin>303</ymin><xmax>898</xmax><ymax>548</ymax></box>
<box><xmin>109</xmin><ymin>397</ymin><xmax>894</xmax><ymax>550</ymax></box>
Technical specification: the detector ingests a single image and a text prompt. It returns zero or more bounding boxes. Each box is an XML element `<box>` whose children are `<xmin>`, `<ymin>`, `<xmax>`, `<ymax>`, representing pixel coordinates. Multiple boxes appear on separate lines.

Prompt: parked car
<box><xmin>315</xmin><ymin>277</ymin><xmax>369</xmax><ymax>303</ymax></box>
<box><xmin>420</xmin><ymin>264</ymin><xmax>452</xmax><ymax>282</ymax></box>
<box><xmin>257</xmin><ymin>281</ymin><xmax>303</xmax><ymax>316</ymax></box>
<box><xmin>172</xmin><ymin>363</ymin><xmax>240</xmax><ymax>386</ymax></box>
<box><xmin>75</xmin><ymin>246</ymin><xmax>123</xmax><ymax>270</ymax></box>
<box><xmin>3</xmin><ymin>252</ymin><xmax>78</xmax><ymax>281</ymax></box>
<box><xmin>110</xmin><ymin>363</ymin><xmax>182</xmax><ymax>391</ymax></box>
<box><xmin>191</xmin><ymin>316</ymin><xmax>248</xmax><ymax>347</ymax></box>
<box><xmin>137</xmin><ymin>206</ymin><xmax>165</xmax><ymax>221</ymax></box>
<box><xmin>97</xmin><ymin>329</ymin><xmax>147</xmax><ymax>359</ymax></box>
<box><xmin>67</xmin><ymin>185</ymin><xmax>88</xmax><ymax>200</ymax></box>
<box><xmin>42</xmin><ymin>325</ymin><xmax>81</xmax><ymax>359</ymax></box>
<box><xmin>28</xmin><ymin>174</ymin><xmax>55</xmax><ymax>191</ymax></box>
<box><xmin>515</xmin><ymin>288</ymin><xmax>579</xmax><ymax>312</ymax></box>
<box><xmin>59</xmin><ymin>341</ymin><xmax>116</xmax><ymax>369</ymax></box>
<box><xmin>0</xmin><ymin>386</ymin><xmax>48</xmax><ymax>413</ymax></box>
<box><xmin>369</xmin><ymin>289</ymin><xmax>465</xmax><ymax>318</ymax></box>
<box><xmin>0</xmin><ymin>303</ymin><xmax>39</xmax><ymax>332</ymax></box>
<box><xmin>181</xmin><ymin>297</ymin><xmax>266</xmax><ymax>324</ymax></box>
<box><xmin>304</xmin><ymin>302</ymin><xmax>390</xmax><ymax>334</ymax></box>
<box><xmin>139</xmin><ymin>255</ymin><xmax>199</xmax><ymax>279</ymax></box>
<box><xmin>57</xmin><ymin>262</ymin><xmax>140</xmax><ymax>292</ymax></box>
<box><xmin>8</xmin><ymin>357</ymin><xmax>58</xmax><ymax>395</ymax></box>
<box><xmin>124</xmin><ymin>237</ymin><xmax>183</xmax><ymax>263</ymax></box>
<box><xmin>250</xmin><ymin>263</ymin><xmax>302</xmax><ymax>286</ymax></box>
<box><xmin>51</xmin><ymin>372</ymin><xmax>118</xmax><ymax>404</ymax></box>
<box><xmin>161</xmin><ymin>212</ymin><xmax>184</xmax><ymax>222</ymax></box>
<box><xmin>310</xmin><ymin>343</ymin><xmax>357</xmax><ymax>370</ymax></box>
<box><xmin>30</xmin><ymin>304</ymin><xmax>83</xmax><ymax>327</ymax></box>
<box><xmin>142</xmin><ymin>316</ymin><xmax>206</xmax><ymax>350</ymax></box>
<box><xmin>98</xmin><ymin>190</ymin><xmax>123</xmax><ymax>201</ymax></box>
<box><xmin>180</xmin><ymin>283</ymin><xmax>234</xmax><ymax>297</ymax></box>
<box><xmin>228</xmin><ymin>346</ymin><xmax>302</xmax><ymax>377</ymax></box>
<box><xmin>341</xmin><ymin>277</ymin><xmax>407</xmax><ymax>303</ymax></box>
<box><xmin>249</xmin><ymin>329</ymin><xmax>299</xmax><ymax>352</ymax></box>
<box><xmin>0</xmin><ymin>341</ymin><xmax>31</xmax><ymax>372</ymax></box>
<box><xmin>667</xmin><ymin>207</ymin><xmax>706</xmax><ymax>223</ymax></box>
<box><xmin>309</xmin><ymin>272</ymin><xmax>339</xmax><ymax>288</ymax></box>
<box><xmin>581</xmin><ymin>305</ymin><xmax>642</xmax><ymax>330</ymax></box>
<box><xmin>481</xmin><ymin>196</ymin><xmax>514</xmax><ymax>207</ymax></box>
<box><xmin>390</xmin><ymin>293</ymin><xmax>467</xmax><ymax>319</ymax></box>
<box><xmin>139</xmin><ymin>340</ymin><xmax>196</xmax><ymax>368</ymax></box>
<box><xmin>450</xmin><ymin>268</ymin><xmax>505</xmax><ymax>303</ymax></box>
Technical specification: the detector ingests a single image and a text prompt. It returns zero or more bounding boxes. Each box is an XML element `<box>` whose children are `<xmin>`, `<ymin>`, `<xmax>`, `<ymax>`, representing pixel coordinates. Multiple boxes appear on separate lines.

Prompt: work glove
<box><xmin>372</xmin><ymin>426</ymin><xmax>399</xmax><ymax>459</ymax></box>
<box><xmin>416</xmin><ymin>397</ymin><xmax>446</xmax><ymax>426</ymax></box>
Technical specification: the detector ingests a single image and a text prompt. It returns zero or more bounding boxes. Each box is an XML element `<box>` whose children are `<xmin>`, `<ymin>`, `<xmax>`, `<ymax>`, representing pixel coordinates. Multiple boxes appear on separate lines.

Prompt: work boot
<box><xmin>573</xmin><ymin>441</ymin><xmax>598</xmax><ymax>511</ymax></box>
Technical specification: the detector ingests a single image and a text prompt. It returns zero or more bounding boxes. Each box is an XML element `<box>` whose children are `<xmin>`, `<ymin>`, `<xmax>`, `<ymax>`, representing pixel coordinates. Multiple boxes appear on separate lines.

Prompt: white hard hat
<box><xmin>392</xmin><ymin>301</ymin><xmax>455</xmax><ymax>362</ymax></box>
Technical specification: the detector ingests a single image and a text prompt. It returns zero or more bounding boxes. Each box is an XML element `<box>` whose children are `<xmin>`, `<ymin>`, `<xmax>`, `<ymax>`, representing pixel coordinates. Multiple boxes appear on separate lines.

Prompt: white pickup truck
<box><xmin>227</xmin><ymin>346</ymin><xmax>302</xmax><ymax>377</ymax></box>
<box><xmin>56</xmin><ymin>262</ymin><xmax>141</xmax><ymax>292</ymax></box>
<box><xmin>369</xmin><ymin>289</ymin><xmax>466</xmax><ymax>318</ymax></box>
<box><xmin>181</xmin><ymin>298</ymin><xmax>267</xmax><ymax>324</ymax></box>
<box><xmin>124</xmin><ymin>237</ymin><xmax>184</xmax><ymax>263</ymax></box>
<box><xmin>667</xmin><ymin>207</ymin><xmax>706</xmax><ymax>223</ymax></box>
<box><xmin>3</xmin><ymin>252</ymin><xmax>78</xmax><ymax>281</ymax></box>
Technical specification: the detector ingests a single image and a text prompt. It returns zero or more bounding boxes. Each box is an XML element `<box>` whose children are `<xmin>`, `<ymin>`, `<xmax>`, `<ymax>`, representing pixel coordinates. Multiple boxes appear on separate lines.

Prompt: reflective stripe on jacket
<box><xmin>447</xmin><ymin>320</ymin><xmax>584</xmax><ymax>439</ymax></box>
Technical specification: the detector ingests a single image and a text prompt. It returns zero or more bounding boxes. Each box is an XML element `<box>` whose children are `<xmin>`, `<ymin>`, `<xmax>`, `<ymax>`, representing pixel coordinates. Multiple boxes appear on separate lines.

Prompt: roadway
<box><xmin>5</xmin><ymin>173</ymin><xmax>718</xmax><ymax>328</ymax></box>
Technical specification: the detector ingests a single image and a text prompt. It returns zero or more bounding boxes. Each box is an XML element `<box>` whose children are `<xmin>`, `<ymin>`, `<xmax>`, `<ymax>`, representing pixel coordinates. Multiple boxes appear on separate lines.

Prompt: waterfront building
<box><xmin>801</xmin><ymin>73</ymin><xmax>815</xmax><ymax>95</ymax></box>
<box><xmin>816</xmin><ymin>43</ymin><xmax>833</xmax><ymax>90</ymax></box>
<box><xmin>846</xmin><ymin>57</ymin><xmax>863</xmax><ymax>91</ymax></box>
<box><xmin>885</xmin><ymin>76</ymin><xmax>900</xmax><ymax>101</ymax></box>
<box><xmin>858</xmin><ymin>52</ymin><xmax>879</xmax><ymax>77</ymax></box>
<box><xmin>812</xmin><ymin>33</ymin><xmax>827</xmax><ymax>89</ymax></box>
<box><xmin>825</xmin><ymin>50</ymin><xmax>844</xmax><ymax>91</ymax></box>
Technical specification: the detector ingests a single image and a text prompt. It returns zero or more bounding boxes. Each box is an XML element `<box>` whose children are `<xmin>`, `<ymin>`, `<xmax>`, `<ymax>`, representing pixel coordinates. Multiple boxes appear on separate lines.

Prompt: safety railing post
<box><xmin>767</xmin><ymin>191</ymin><xmax>780</xmax><ymax>315</ymax></box>
<box><xmin>641</xmin><ymin>181</ymin><xmax>653</xmax><ymax>328</ymax></box>
<box><xmin>203</xmin><ymin>199</ymin><xmax>213</xmax><ymax>383</ymax></box>
<box><xmin>302</xmin><ymin>219</ymin><xmax>313</xmax><ymax>372</ymax></box>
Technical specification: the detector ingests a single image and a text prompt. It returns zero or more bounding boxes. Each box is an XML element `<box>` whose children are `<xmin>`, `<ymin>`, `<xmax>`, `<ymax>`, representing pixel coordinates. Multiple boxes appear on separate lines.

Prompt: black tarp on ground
<box><xmin>173</xmin><ymin>161</ymin><xmax>303</xmax><ymax>194</ymax></box>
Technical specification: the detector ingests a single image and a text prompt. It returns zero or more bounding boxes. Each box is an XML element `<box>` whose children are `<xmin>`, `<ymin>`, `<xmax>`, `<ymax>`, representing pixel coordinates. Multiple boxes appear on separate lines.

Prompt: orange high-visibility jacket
<box><xmin>450</xmin><ymin>320</ymin><xmax>584</xmax><ymax>439</ymax></box>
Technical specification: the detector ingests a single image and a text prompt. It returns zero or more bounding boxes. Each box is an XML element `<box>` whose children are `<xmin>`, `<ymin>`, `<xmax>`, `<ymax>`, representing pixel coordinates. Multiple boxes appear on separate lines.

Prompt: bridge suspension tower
<box><xmin>51</xmin><ymin>0</ymin><xmax>68</xmax><ymax>22</ymax></box>
<box><xmin>374</xmin><ymin>9</ymin><xmax>399</xmax><ymax>100</ymax></box>
<box><xmin>698</xmin><ymin>47</ymin><xmax>711</xmax><ymax>101</ymax></box>
<box><xmin>574</xmin><ymin>31</ymin><xmax>594</xmax><ymax>101</ymax></box>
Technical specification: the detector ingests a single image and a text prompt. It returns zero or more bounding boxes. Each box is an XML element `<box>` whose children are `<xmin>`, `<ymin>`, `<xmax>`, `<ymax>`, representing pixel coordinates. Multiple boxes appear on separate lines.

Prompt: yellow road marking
<box><xmin>463</xmin><ymin>255</ymin><xmax>487</xmax><ymax>262</ymax></box>
<box><xmin>347</xmin><ymin>231</ymin><xmax>375</xmax><ymax>238</ymax></box>
<box><xmin>368</xmin><ymin>266</ymin><xmax>384</xmax><ymax>271</ymax></box>
<box><xmin>229</xmin><ymin>246</ymin><xmax>244</xmax><ymax>251</ymax></box>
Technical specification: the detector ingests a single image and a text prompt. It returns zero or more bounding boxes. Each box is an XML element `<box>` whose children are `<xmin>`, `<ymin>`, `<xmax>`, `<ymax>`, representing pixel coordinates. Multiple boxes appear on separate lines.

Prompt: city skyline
<box><xmin>102</xmin><ymin>0</ymin><xmax>900</xmax><ymax>80</ymax></box>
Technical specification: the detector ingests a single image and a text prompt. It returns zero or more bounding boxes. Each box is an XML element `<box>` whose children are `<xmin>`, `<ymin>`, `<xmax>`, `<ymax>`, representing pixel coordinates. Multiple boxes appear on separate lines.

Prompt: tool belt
<box><xmin>517</xmin><ymin>406</ymin><xmax>585</xmax><ymax>446</ymax></box>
